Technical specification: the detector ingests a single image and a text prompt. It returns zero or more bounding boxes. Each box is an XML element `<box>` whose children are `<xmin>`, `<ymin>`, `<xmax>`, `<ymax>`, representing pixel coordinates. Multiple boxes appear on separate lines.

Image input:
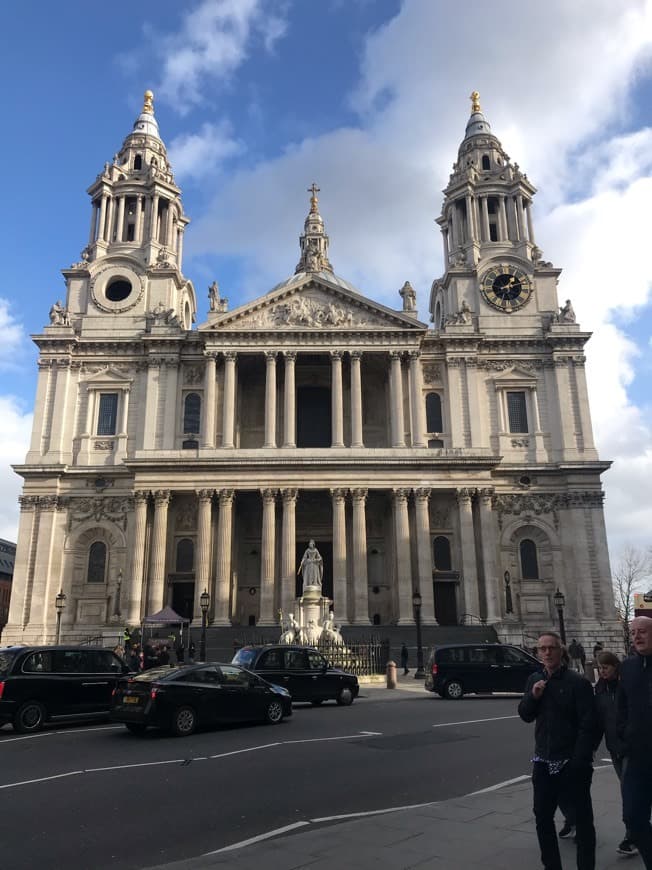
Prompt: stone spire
<box><xmin>84</xmin><ymin>89</ymin><xmax>189</xmax><ymax>269</ymax></box>
<box><xmin>295</xmin><ymin>183</ymin><xmax>333</xmax><ymax>274</ymax></box>
<box><xmin>435</xmin><ymin>91</ymin><xmax>538</xmax><ymax>269</ymax></box>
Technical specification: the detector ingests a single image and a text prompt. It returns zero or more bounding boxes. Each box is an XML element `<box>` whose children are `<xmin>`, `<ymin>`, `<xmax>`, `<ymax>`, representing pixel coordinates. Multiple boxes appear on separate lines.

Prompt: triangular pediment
<box><xmin>83</xmin><ymin>366</ymin><xmax>133</xmax><ymax>385</ymax></box>
<box><xmin>492</xmin><ymin>365</ymin><xmax>537</xmax><ymax>383</ymax></box>
<box><xmin>199</xmin><ymin>272</ymin><xmax>426</xmax><ymax>332</ymax></box>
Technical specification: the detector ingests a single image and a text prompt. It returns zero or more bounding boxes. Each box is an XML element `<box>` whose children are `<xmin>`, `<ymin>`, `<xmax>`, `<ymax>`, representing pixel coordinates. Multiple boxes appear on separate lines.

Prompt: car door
<box><xmin>171</xmin><ymin>668</ymin><xmax>223</xmax><ymax>726</ymax></box>
<box><xmin>216</xmin><ymin>665</ymin><xmax>256</xmax><ymax>721</ymax></box>
<box><xmin>306</xmin><ymin>649</ymin><xmax>330</xmax><ymax>700</ymax></box>
<box><xmin>466</xmin><ymin>646</ymin><xmax>501</xmax><ymax>693</ymax></box>
<box><xmin>19</xmin><ymin>650</ymin><xmax>73</xmax><ymax>717</ymax></box>
<box><xmin>77</xmin><ymin>649</ymin><xmax>126</xmax><ymax>714</ymax></box>
<box><xmin>499</xmin><ymin>646</ymin><xmax>542</xmax><ymax>692</ymax></box>
<box><xmin>254</xmin><ymin>648</ymin><xmax>288</xmax><ymax>694</ymax></box>
<box><xmin>283</xmin><ymin>648</ymin><xmax>312</xmax><ymax>701</ymax></box>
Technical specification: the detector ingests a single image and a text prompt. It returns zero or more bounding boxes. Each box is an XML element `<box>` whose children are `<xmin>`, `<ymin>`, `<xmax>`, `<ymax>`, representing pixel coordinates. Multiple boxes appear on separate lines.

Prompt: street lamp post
<box><xmin>54</xmin><ymin>590</ymin><xmax>66</xmax><ymax>644</ymax></box>
<box><xmin>412</xmin><ymin>590</ymin><xmax>425</xmax><ymax>679</ymax></box>
<box><xmin>199</xmin><ymin>589</ymin><xmax>210</xmax><ymax>662</ymax></box>
<box><xmin>553</xmin><ymin>588</ymin><xmax>566</xmax><ymax>645</ymax></box>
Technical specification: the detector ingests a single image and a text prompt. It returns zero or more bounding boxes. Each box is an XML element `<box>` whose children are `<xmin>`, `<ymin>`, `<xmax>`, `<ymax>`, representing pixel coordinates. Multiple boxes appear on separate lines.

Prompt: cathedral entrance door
<box><xmin>172</xmin><ymin>582</ymin><xmax>195</xmax><ymax>621</ymax></box>
<box><xmin>297</xmin><ymin>386</ymin><xmax>331</xmax><ymax>447</ymax></box>
<box><xmin>434</xmin><ymin>582</ymin><xmax>458</xmax><ymax>625</ymax></box>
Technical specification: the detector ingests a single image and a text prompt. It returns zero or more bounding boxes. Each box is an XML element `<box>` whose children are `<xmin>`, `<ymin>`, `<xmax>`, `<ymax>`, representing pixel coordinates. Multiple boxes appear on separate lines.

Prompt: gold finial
<box><xmin>470</xmin><ymin>90</ymin><xmax>481</xmax><ymax>114</ymax></box>
<box><xmin>308</xmin><ymin>182</ymin><xmax>320</xmax><ymax>213</ymax></box>
<box><xmin>143</xmin><ymin>90</ymin><xmax>154</xmax><ymax>114</ymax></box>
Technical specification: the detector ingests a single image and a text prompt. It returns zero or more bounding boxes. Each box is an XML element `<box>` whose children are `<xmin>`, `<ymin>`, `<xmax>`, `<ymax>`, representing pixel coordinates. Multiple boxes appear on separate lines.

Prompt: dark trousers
<box><xmin>532</xmin><ymin>762</ymin><xmax>595</xmax><ymax>870</ymax></box>
<box><xmin>622</xmin><ymin>757</ymin><xmax>652</xmax><ymax>868</ymax></box>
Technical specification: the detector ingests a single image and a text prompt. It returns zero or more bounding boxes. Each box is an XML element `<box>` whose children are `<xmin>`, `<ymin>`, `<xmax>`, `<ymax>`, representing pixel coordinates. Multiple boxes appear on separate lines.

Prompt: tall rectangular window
<box><xmin>507</xmin><ymin>391</ymin><xmax>528</xmax><ymax>433</ymax></box>
<box><xmin>97</xmin><ymin>393</ymin><xmax>118</xmax><ymax>435</ymax></box>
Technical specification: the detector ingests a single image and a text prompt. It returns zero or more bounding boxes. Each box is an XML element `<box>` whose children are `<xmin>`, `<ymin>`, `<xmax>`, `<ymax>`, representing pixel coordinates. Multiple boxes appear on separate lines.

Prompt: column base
<box><xmin>396</xmin><ymin>617</ymin><xmax>415</xmax><ymax>625</ymax></box>
<box><xmin>256</xmin><ymin>618</ymin><xmax>278</xmax><ymax>627</ymax></box>
<box><xmin>420</xmin><ymin>617</ymin><xmax>439</xmax><ymax>626</ymax></box>
<box><xmin>351</xmin><ymin>618</ymin><xmax>371</xmax><ymax>626</ymax></box>
<box><xmin>209</xmin><ymin>618</ymin><xmax>231</xmax><ymax>627</ymax></box>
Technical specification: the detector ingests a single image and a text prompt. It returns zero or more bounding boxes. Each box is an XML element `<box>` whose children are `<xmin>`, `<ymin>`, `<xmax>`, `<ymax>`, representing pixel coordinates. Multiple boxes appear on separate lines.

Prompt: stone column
<box><xmin>177</xmin><ymin>226</ymin><xmax>185</xmax><ymax>265</ymax></box>
<box><xmin>147</xmin><ymin>490</ymin><xmax>171</xmax><ymax>614</ymax></box>
<box><xmin>516</xmin><ymin>194</ymin><xmax>526</xmax><ymax>240</ymax></box>
<box><xmin>393</xmin><ymin>489</ymin><xmax>413</xmax><ymax>623</ymax></box>
<box><xmin>283</xmin><ymin>352</ymin><xmax>296</xmax><ymax>448</ymax></box>
<box><xmin>97</xmin><ymin>195</ymin><xmax>107</xmax><ymax>242</ymax></box>
<box><xmin>106</xmin><ymin>196</ymin><xmax>115</xmax><ymax>242</ymax></box>
<box><xmin>457</xmin><ymin>488</ymin><xmax>480</xmax><ymax>619</ymax></box>
<box><xmin>213</xmin><ymin>490</ymin><xmax>234</xmax><ymax>625</ymax></box>
<box><xmin>481</xmin><ymin>197</ymin><xmax>490</xmax><ymax>241</ymax></box>
<box><xmin>571</xmin><ymin>358</ymin><xmax>596</xmax><ymax>453</ymax></box>
<box><xmin>151</xmin><ymin>194</ymin><xmax>160</xmax><ymax>242</ymax></box>
<box><xmin>194</xmin><ymin>489</ymin><xmax>213</xmax><ymax>620</ymax></box>
<box><xmin>134</xmin><ymin>196</ymin><xmax>143</xmax><ymax>243</ymax></box>
<box><xmin>526</xmin><ymin>201</ymin><xmax>535</xmax><ymax>243</ymax></box>
<box><xmin>408</xmin><ymin>351</ymin><xmax>426</xmax><ymax>447</ymax></box>
<box><xmin>258</xmin><ymin>488</ymin><xmax>277</xmax><ymax>625</ymax></box>
<box><xmin>553</xmin><ymin>358</ymin><xmax>576</xmax><ymax>454</ymax></box>
<box><xmin>280</xmin><ymin>489</ymin><xmax>298</xmax><ymax>614</ymax></box>
<box><xmin>331</xmin><ymin>351</ymin><xmax>344</xmax><ymax>447</ymax></box>
<box><xmin>331</xmin><ymin>488</ymin><xmax>348</xmax><ymax>622</ymax></box>
<box><xmin>414</xmin><ymin>488</ymin><xmax>437</xmax><ymax>624</ymax></box>
<box><xmin>465</xmin><ymin>193</ymin><xmax>476</xmax><ymax>240</ymax></box>
<box><xmin>478</xmin><ymin>488</ymin><xmax>501</xmax><ymax>622</ymax></box>
<box><xmin>142</xmin><ymin>358</ymin><xmax>161</xmax><ymax>449</ymax></box>
<box><xmin>89</xmin><ymin>201</ymin><xmax>99</xmax><ymax>245</ymax></box>
<box><xmin>46</xmin><ymin>360</ymin><xmax>71</xmax><ymax>460</ymax></box>
<box><xmin>29</xmin><ymin>498</ymin><xmax>58</xmax><ymax>638</ymax></box>
<box><xmin>264</xmin><ymin>352</ymin><xmax>277</xmax><ymax>448</ymax></box>
<box><xmin>351</xmin><ymin>488</ymin><xmax>370</xmax><ymax>624</ymax></box>
<box><xmin>498</xmin><ymin>197</ymin><xmax>508</xmax><ymax>241</ymax></box>
<box><xmin>389</xmin><ymin>351</ymin><xmax>405</xmax><ymax>447</ymax></box>
<box><xmin>126</xmin><ymin>491</ymin><xmax>149</xmax><ymax>624</ymax></box>
<box><xmin>446</xmin><ymin>359</ymin><xmax>464</xmax><ymax>447</ymax></box>
<box><xmin>5</xmin><ymin>496</ymin><xmax>39</xmax><ymax>632</ymax></box>
<box><xmin>350</xmin><ymin>351</ymin><xmax>364</xmax><ymax>448</ymax></box>
<box><xmin>201</xmin><ymin>352</ymin><xmax>217</xmax><ymax>448</ymax></box>
<box><xmin>222</xmin><ymin>352</ymin><xmax>236</xmax><ymax>448</ymax></box>
<box><xmin>162</xmin><ymin>360</ymin><xmax>179</xmax><ymax>449</ymax></box>
<box><xmin>27</xmin><ymin>361</ymin><xmax>53</xmax><ymax>461</ymax></box>
<box><xmin>115</xmin><ymin>196</ymin><xmax>126</xmax><ymax>243</ymax></box>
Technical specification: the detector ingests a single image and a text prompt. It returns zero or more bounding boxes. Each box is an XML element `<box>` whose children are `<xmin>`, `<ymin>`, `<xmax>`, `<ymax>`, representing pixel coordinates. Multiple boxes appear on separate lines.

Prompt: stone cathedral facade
<box><xmin>5</xmin><ymin>91</ymin><xmax>618</xmax><ymax>645</ymax></box>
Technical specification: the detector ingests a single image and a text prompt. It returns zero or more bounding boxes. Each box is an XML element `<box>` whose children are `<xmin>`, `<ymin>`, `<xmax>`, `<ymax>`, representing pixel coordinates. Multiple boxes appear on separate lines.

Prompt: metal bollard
<box><xmin>386</xmin><ymin>660</ymin><xmax>397</xmax><ymax>689</ymax></box>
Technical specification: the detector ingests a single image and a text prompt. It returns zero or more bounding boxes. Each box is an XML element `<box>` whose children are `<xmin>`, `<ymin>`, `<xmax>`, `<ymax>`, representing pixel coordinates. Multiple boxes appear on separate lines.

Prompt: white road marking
<box><xmin>432</xmin><ymin>715</ymin><xmax>520</xmax><ymax>728</ymax></box>
<box><xmin>0</xmin><ymin>770</ymin><xmax>83</xmax><ymax>789</ymax></box>
<box><xmin>469</xmin><ymin>774</ymin><xmax>530</xmax><ymax>795</ymax></box>
<box><xmin>205</xmin><ymin>822</ymin><xmax>310</xmax><ymax>854</ymax></box>
<box><xmin>311</xmin><ymin>802</ymin><xmax>438</xmax><ymax>823</ymax></box>
<box><xmin>0</xmin><ymin>731</ymin><xmax>382</xmax><ymax>788</ymax></box>
<box><xmin>0</xmin><ymin>725</ymin><xmax>122</xmax><ymax>744</ymax></box>
<box><xmin>359</xmin><ymin>730</ymin><xmax>383</xmax><ymax>735</ymax></box>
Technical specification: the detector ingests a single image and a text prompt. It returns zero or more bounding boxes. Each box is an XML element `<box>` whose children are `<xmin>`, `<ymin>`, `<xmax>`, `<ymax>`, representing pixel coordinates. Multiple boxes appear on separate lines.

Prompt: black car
<box><xmin>110</xmin><ymin>663</ymin><xmax>292</xmax><ymax>736</ymax></box>
<box><xmin>0</xmin><ymin>645</ymin><xmax>129</xmax><ymax>732</ymax></box>
<box><xmin>232</xmin><ymin>645</ymin><xmax>359</xmax><ymax>706</ymax></box>
<box><xmin>424</xmin><ymin>643</ymin><xmax>541</xmax><ymax>699</ymax></box>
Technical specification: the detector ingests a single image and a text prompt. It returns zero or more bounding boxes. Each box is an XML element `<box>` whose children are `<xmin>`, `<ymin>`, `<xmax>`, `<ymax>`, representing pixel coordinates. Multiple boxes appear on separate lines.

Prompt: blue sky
<box><xmin>2</xmin><ymin>1</ymin><xmax>652</xmax><ymax>572</ymax></box>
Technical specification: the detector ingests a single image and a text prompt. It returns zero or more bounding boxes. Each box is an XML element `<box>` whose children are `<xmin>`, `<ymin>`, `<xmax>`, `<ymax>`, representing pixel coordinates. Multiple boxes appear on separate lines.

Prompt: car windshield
<box><xmin>232</xmin><ymin>649</ymin><xmax>256</xmax><ymax>668</ymax></box>
<box><xmin>0</xmin><ymin>649</ymin><xmax>19</xmax><ymax>675</ymax></box>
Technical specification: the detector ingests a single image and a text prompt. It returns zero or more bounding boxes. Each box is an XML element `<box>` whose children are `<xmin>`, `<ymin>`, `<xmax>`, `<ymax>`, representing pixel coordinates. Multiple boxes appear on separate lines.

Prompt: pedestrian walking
<box><xmin>400</xmin><ymin>643</ymin><xmax>409</xmax><ymax>675</ymax></box>
<box><xmin>518</xmin><ymin>631</ymin><xmax>597</xmax><ymax>870</ymax></box>
<box><xmin>568</xmin><ymin>639</ymin><xmax>583</xmax><ymax>673</ymax></box>
<box><xmin>593</xmin><ymin>650</ymin><xmax>637</xmax><ymax>857</ymax></box>
<box><xmin>617</xmin><ymin>615</ymin><xmax>652</xmax><ymax>868</ymax></box>
<box><xmin>188</xmin><ymin>641</ymin><xmax>196</xmax><ymax>663</ymax></box>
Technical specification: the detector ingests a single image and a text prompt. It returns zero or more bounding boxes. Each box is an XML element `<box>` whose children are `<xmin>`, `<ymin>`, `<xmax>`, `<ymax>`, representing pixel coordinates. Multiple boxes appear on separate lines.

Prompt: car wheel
<box><xmin>13</xmin><ymin>701</ymin><xmax>47</xmax><ymax>733</ymax></box>
<box><xmin>265</xmin><ymin>700</ymin><xmax>284</xmax><ymax>724</ymax></box>
<box><xmin>444</xmin><ymin>680</ymin><xmax>463</xmax><ymax>700</ymax></box>
<box><xmin>311</xmin><ymin>699</ymin><xmax>324</xmax><ymax>706</ymax></box>
<box><xmin>125</xmin><ymin>723</ymin><xmax>147</xmax><ymax>736</ymax></box>
<box><xmin>336</xmin><ymin>687</ymin><xmax>354</xmax><ymax>706</ymax></box>
<box><xmin>170</xmin><ymin>706</ymin><xmax>197</xmax><ymax>737</ymax></box>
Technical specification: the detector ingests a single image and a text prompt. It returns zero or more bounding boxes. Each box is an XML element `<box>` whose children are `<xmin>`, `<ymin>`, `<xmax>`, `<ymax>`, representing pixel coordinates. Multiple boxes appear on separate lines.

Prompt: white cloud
<box><xmin>168</xmin><ymin>122</ymin><xmax>241</xmax><ymax>181</ymax></box>
<box><xmin>0</xmin><ymin>298</ymin><xmax>28</xmax><ymax>371</ymax></box>
<box><xmin>0</xmin><ymin>396</ymin><xmax>32</xmax><ymax>541</ymax></box>
<box><xmin>157</xmin><ymin>0</ymin><xmax>288</xmax><ymax>112</ymax></box>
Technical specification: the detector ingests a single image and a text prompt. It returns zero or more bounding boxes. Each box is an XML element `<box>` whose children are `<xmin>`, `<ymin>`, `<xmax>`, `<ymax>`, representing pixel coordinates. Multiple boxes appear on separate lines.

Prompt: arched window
<box><xmin>426</xmin><ymin>393</ymin><xmax>443</xmax><ymax>433</ymax></box>
<box><xmin>87</xmin><ymin>541</ymin><xmax>107</xmax><ymax>583</ymax></box>
<box><xmin>482</xmin><ymin>155</ymin><xmax>491</xmax><ymax>170</ymax></box>
<box><xmin>520</xmin><ymin>539</ymin><xmax>539</xmax><ymax>579</ymax></box>
<box><xmin>134</xmin><ymin>154</ymin><xmax>142</xmax><ymax>170</ymax></box>
<box><xmin>176</xmin><ymin>538</ymin><xmax>194</xmax><ymax>573</ymax></box>
<box><xmin>183</xmin><ymin>393</ymin><xmax>201</xmax><ymax>435</ymax></box>
<box><xmin>433</xmin><ymin>536</ymin><xmax>452</xmax><ymax>571</ymax></box>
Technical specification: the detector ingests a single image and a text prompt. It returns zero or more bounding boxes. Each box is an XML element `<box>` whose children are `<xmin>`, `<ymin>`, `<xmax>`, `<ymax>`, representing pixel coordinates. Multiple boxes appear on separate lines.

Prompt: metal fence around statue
<box><xmin>316</xmin><ymin>637</ymin><xmax>389</xmax><ymax>676</ymax></box>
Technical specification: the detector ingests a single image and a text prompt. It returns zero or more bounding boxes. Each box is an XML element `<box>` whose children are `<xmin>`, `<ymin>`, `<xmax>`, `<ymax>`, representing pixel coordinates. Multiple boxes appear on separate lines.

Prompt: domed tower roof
<box><xmin>130</xmin><ymin>89</ymin><xmax>162</xmax><ymax>140</ymax></box>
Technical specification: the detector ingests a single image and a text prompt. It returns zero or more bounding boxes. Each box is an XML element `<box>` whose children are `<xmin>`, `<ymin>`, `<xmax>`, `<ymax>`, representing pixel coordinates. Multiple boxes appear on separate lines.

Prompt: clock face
<box><xmin>481</xmin><ymin>265</ymin><xmax>533</xmax><ymax>311</ymax></box>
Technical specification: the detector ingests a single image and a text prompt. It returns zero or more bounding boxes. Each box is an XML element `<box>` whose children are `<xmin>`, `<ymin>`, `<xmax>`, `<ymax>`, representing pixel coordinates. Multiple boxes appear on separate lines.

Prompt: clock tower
<box><xmin>430</xmin><ymin>92</ymin><xmax>561</xmax><ymax>334</ymax></box>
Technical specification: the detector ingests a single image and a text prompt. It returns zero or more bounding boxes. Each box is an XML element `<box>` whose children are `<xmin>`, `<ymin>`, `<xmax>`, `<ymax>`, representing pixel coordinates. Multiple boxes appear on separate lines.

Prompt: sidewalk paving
<box><xmin>148</xmin><ymin>673</ymin><xmax>637</xmax><ymax>870</ymax></box>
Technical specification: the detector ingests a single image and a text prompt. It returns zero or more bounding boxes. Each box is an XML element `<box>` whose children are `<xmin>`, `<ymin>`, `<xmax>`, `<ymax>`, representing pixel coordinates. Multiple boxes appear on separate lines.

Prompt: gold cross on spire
<box><xmin>308</xmin><ymin>182</ymin><xmax>320</xmax><ymax>213</ymax></box>
<box><xmin>143</xmin><ymin>90</ymin><xmax>155</xmax><ymax>114</ymax></box>
<box><xmin>470</xmin><ymin>90</ymin><xmax>481</xmax><ymax>114</ymax></box>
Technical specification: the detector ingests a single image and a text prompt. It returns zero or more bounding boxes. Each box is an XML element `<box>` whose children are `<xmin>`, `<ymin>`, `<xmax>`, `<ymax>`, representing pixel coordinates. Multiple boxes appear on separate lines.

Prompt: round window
<box><xmin>106</xmin><ymin>278</ymin><xmax>132</xmax><ymax>302</ymax></box>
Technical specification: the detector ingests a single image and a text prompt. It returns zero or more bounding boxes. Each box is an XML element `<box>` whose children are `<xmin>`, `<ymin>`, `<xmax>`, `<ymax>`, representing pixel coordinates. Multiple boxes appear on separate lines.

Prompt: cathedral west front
<box><xmin>4</xmin><ymin>90</ymin><xmax>618</xmax><ymax>645</ymax></box>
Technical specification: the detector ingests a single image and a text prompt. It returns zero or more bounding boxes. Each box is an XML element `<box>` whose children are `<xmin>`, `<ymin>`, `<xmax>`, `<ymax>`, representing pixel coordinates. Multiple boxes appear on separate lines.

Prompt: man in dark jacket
<box><xmin>519</xmin><ymin>631</ymin><xmax>597</xmax><ymax>870</ymax></box>
<box><xmin>617</xmin><ymin>615</ymin><xmax>652</xmax><ymax>868</ymax></box>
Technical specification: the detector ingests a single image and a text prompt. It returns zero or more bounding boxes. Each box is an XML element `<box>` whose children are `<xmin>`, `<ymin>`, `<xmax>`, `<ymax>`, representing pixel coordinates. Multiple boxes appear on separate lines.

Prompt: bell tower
<box><xmin>61</xmin><ymin>90</ymin><xmax>196</xmax><ymax>335</ymax></box>
<box><xmin>295</xmin><ymin>183</ymin><xmax>334</xmax><ymax>274</ymax></box>
<box><xmin>430</xmin><ymin>92</ymin><xmax>561</xmax><ymax>333</ymax></box>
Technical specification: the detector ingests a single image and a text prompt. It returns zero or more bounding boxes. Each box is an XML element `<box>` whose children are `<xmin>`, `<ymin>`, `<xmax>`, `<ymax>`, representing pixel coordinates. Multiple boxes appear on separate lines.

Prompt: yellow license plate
<box><xmin>124</xmin><ymin>696</ymin><xmax>140</xmax><ymax>705</ymax></box>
